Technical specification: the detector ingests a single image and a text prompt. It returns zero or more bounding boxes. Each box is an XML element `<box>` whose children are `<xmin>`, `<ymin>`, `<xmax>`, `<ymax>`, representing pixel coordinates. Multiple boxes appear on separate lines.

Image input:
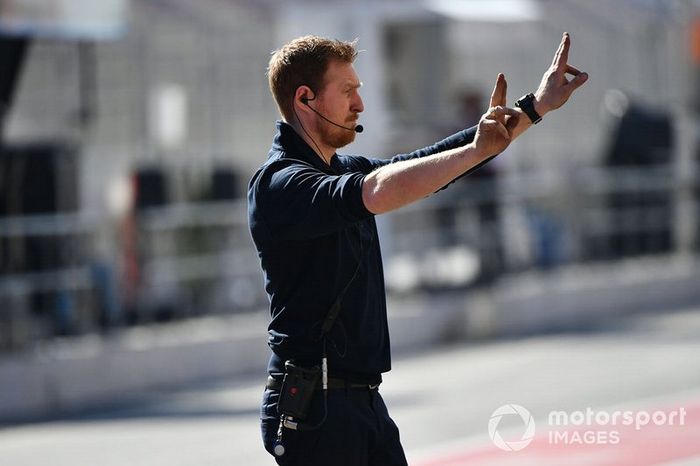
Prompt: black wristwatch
<box><xmin>515</xmin><ymin>93</ymin><xmax>542</xmax><ymax>125</ymax></box>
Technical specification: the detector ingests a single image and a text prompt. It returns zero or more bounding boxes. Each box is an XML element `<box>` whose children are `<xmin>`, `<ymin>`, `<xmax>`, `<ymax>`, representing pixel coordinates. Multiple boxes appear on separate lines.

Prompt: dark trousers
<box><xmin>260</xmin><ymin>385</ymin><xmax>408</xmax><ymax>466</ymax></box>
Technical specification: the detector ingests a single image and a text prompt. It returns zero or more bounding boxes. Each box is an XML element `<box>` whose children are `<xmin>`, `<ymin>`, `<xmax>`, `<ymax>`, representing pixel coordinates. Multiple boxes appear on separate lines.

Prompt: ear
<box><xmin>295</xmin><ymin>85</ymin><xmax>315</xmax><ymax>105</ymax></box>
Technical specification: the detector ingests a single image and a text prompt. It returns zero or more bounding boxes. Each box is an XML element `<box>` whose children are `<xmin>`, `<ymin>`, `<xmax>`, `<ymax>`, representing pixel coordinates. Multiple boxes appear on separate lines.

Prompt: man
<box><xmin>249</xmin><ymin>33</ymin><xmax>587</xmax><ymax>466</ymax></box>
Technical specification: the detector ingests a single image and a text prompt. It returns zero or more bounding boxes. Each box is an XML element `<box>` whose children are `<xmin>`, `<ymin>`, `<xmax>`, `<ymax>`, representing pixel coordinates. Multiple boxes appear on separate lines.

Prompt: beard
<box><xmin>315</xmin><ymin>117</ymin><xmax>356</xmax><ymax>149</ymax></box>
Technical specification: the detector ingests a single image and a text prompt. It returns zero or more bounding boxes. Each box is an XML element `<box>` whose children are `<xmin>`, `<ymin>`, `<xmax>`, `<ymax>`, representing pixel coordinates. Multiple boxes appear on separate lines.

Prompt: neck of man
<box><xmin>289</xmin><ymin>119</ymin><xmax>335</xmax><ymax>166</ymax></box>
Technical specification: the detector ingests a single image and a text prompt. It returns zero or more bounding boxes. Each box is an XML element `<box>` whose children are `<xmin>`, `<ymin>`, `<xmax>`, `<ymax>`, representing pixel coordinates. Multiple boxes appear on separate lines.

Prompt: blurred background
<box><xmin>1</xmin><ymin>0</ymin><xmax>700</xmax><ymax>465</ymax></box>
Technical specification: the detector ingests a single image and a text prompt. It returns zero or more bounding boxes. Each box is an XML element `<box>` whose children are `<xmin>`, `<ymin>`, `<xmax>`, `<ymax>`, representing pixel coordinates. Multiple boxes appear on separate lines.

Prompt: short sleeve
<box><xmin>250</xmin><ymin>160</ymin><xmax>374</xmax><ymax>241</ymax></box>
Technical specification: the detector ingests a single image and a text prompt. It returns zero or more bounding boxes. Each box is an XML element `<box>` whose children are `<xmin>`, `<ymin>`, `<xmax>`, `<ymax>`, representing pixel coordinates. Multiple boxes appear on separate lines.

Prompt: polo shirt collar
<box><xmin>271</xmin><ymin>120</ymin><xmax>336</xmax><ymax>173</ymax></box>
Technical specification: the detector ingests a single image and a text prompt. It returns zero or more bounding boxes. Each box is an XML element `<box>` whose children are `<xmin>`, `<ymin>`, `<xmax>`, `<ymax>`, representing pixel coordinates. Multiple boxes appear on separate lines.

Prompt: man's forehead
<box><xmin>325</xmin><ymin>61</ymin><xmax>361</xmax><ymax>86</ymax></box>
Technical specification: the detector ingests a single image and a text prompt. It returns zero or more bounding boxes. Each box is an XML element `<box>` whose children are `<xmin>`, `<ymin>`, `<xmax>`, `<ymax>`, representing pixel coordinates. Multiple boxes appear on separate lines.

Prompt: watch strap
<box><xmin>516</xmin><ymin>93</ymin><xmax>542</xmax><ymax>125</ymax></box>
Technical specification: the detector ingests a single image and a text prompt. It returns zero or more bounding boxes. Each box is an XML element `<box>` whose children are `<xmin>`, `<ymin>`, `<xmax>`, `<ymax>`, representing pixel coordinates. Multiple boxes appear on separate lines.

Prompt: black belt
<box><xmin>266</xmin><ymin>375</ymin><xmax>380</xmax><ymax>391</ymax></box>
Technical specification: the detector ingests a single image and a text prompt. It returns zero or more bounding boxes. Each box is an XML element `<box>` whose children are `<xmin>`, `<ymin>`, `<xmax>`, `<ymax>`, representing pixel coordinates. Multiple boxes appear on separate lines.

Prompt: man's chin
<box><xmin>327</xmin><ymin>132</ymin><xmax>356</xmax><ymax>149</ymax></box>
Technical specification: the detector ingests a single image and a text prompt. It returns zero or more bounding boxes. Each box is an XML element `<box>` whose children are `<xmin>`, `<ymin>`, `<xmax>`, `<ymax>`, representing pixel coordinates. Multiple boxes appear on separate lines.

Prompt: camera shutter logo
<box><xmin>488</xmin><ymin>404</ymin><xmax>536</xmax><ymax>451</ymax></box>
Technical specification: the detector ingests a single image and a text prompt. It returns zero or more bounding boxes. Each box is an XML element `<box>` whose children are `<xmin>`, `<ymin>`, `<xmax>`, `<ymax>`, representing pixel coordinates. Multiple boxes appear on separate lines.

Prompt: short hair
<box><xmin>267</xmin><ymin>35</ymin><xmax>358</xmax><ymax>122</ymax></box>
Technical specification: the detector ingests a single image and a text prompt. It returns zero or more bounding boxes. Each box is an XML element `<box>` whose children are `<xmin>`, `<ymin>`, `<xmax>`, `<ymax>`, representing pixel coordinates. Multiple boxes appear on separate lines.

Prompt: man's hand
<box><xmin>472</xmin><ymin>73</ymin><xmax>520</xmax><ymax>158</ymax></box>
<box><xmin>534</xmin><ymin>32</ymin><xmax>588</xmax><ymax>115</ymax></box>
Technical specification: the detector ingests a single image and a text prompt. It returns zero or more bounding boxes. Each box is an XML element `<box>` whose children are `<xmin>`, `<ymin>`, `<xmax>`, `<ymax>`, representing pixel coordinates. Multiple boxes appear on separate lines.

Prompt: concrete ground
<box><xmin>1</xmin><ymin>305</ymin><xmax>699</xmax><ymax>466</ymax></box>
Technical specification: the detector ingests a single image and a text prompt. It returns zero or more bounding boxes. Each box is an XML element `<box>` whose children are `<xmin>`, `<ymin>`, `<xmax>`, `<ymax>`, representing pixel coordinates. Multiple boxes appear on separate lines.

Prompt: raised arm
<box><xmin>362</xmin><ymin>32</ymin><xmax>588</xmax><ymax>215</ymax></box>
<box><xmin>510</xmin><ymin>32</ymin><xmax>589</xmax><ymax>140</ymax></box>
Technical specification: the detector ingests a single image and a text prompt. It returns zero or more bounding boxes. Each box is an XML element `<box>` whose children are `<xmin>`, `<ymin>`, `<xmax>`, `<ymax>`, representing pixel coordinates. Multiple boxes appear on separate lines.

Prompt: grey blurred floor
<box><xmin>1</xmin><ymin>306</ymin><xmax>699</xmax><ymax>466</ymax></box>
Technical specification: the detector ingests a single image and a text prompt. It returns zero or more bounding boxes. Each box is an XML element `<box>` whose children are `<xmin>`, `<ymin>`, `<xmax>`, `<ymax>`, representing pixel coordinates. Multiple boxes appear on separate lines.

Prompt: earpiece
<box><xmin>300</xmin><ymin>94</ymin><xmax>315</xmax><ymax>105</ymax></box>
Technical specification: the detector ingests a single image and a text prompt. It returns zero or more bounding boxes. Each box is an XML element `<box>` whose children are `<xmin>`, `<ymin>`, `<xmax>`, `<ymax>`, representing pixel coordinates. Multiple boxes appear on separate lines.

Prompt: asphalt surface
<box><xmin>1</xmin><ymin>306</ymin><xmax>699</xmax><ymax>466</ymax></box>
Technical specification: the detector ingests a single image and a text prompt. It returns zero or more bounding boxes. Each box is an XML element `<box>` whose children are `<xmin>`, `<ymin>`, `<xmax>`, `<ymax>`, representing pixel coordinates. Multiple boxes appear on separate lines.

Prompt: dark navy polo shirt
<box><xmin>248</xmin><ymin>121</ymin><xmax>476</xmax><ymax>379</ymax></box>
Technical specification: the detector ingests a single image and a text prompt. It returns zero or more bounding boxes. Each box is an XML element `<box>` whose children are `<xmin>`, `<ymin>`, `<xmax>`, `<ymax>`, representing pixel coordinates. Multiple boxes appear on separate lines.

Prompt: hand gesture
<box><xmin>473</xmin><ymin>74</ymin><xmax>520</xmax><ymax>157</ymax></box>
<box><xmin>534</xmin><ymin>32</ymin><xmax>588</xmax><ymax>114</ymax></box>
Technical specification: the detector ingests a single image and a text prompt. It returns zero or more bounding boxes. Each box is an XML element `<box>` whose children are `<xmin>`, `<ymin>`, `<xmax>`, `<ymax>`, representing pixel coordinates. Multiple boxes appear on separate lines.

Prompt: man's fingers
<box><xmin>489</xmin><ymin>74</ymin><xmax>506</xmax><ymax>108</ymax></box>
<box><xmin>550</xmin><ymin>33</ymin><xmax>565</xmax><ymax>67</ymax></box>
<box><xmin>482</xmin><ymin>114</ymin><xmax>513</xmax><ymax>140</ymax></box>
<box><xmin>491</xmin><ymin>120</ymin><xmax>510</xmax><ymax>140</ymax></box>
<box><xmin>486</xmin><ymin>106</ymin><xmax>519</xmax><ymax>120</ymax></box>
<box><xmin>551</xmin><ymin>32</ymin><xmax>570</xmax><ymax>70</ymax></box>
<box><xmin>499</xmin><ymin>74</ymin><xmax>507</xmax><ymax>106</ymax></box>
<box><xmin>505</xmin><ymin>113</ymin><xmax>521</xmax><ymax>132</ymax></box>
<box><xmin>565</xmin><ymin>71</ymin><xmax>589</xmax><ymax>91</ymax></box>
<box><xmin>489</xmin><ymin>76</ymin><xmax>498</xmax><ymax>108</ymax></box>
<box><xmin>565</xmin><ymin>63</ymin><xmax>582</xmax><ymax>76</ymax></box>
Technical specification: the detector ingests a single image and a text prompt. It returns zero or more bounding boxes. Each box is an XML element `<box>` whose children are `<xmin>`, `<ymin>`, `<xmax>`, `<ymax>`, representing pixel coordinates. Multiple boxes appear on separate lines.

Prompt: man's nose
<box><xmin>352</xmin><ymin>94</ymin><xmax>364</xmax><ymax>114</ymax></box>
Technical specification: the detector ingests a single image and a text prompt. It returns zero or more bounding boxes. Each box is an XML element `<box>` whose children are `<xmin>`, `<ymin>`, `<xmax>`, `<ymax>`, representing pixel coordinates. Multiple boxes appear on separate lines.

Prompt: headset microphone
<box><xmin>301</xmin><ymin>97</ymin><xmax>364</xmax><ymax>133</ymax></box>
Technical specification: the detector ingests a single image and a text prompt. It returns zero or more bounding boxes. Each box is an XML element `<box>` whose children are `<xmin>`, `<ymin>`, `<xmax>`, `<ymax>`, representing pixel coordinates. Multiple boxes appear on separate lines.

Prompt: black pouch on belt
<box><xmin>278</xmin><ymin>360</ymin><xmax>320</xmax><ymax>420</ymax></box>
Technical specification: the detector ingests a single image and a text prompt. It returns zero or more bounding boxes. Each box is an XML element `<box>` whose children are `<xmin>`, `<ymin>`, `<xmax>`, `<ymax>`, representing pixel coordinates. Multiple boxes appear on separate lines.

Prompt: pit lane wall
<box><xmin>2</xmin><ymin>255</ymin><xmax>700</xmax><ymax>423</ymax></box>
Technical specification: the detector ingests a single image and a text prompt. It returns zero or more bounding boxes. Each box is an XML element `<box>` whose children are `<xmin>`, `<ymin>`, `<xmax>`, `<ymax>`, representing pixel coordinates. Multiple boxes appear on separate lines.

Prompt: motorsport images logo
<box><xmin>488</xmin><ymin>404</ymin><xmax>536</xmax><ymax>451</ymax></box>
<box><xmin>488</xmin><ymin>404</ymin><xmax>687</xmax><ymax>451</ymax></box>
